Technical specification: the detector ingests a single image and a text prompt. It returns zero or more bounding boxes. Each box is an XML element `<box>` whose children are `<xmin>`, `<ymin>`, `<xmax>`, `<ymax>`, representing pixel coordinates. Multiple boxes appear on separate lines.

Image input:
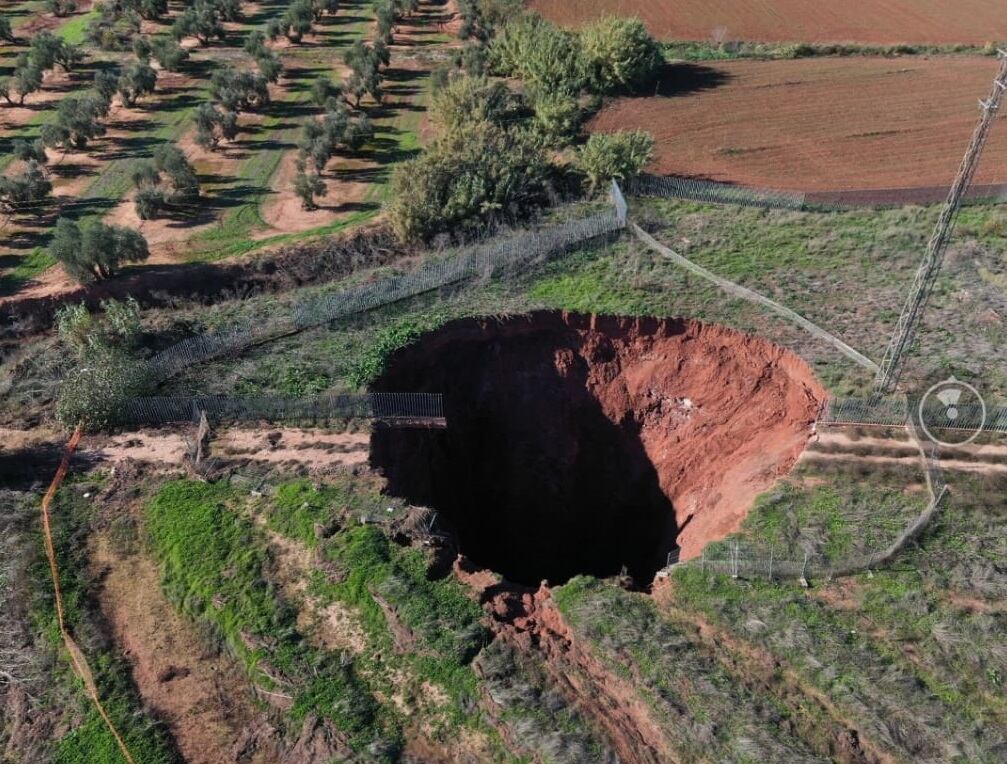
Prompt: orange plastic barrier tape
<box><xmin>40</xmin><ymin>426</ymin><xmax>136</xmax><ymax>764</ymax></box>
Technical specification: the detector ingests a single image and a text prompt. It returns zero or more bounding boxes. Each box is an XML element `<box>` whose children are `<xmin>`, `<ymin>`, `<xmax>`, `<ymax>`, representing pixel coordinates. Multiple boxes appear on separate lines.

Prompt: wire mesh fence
<box><xmin>628</xmin><ymin>174</ymin><xmax>808</xmax><ymax>211</ymax></box>
<box><xmin>113</xmin><ymin>393</ymin><xmax>444</xmax><ymax>428</ymax></box>
<box><xmin>821</xmin><ymin>395</ymin><xmax>1007</xmax><ymax>433</ymax></box>
<box><xmin>681</xmin><ymin>485</ymin><xmax>948</xmax><ymax>584</ymax></box>
<box><xmin>145</xmin><ymin>208</ymin><xmax>625</xmax><ymax>382</ymax></box>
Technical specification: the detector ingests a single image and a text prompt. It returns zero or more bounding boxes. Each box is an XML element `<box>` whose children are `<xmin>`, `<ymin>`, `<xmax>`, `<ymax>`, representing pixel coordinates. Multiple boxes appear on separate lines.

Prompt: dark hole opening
<box><xmin>370</xmin><ymin>314</ymin><xmax>679</xmax><ymax>587</ymax></box>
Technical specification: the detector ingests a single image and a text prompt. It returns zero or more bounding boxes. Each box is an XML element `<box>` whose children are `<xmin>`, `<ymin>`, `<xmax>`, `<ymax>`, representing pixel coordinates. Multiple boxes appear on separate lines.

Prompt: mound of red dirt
<box><xmin>371</xmin><ymin>311</ymin><xmax>825</xmax><ymax>583</ymax></box>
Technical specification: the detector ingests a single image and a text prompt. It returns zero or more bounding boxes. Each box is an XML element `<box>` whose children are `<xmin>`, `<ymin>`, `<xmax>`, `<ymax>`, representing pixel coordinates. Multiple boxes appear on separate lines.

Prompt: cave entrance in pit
<box><xmin>370</xmin><ymin>311</ymin><xmax>825</xmax><ymax>587</ymax></box>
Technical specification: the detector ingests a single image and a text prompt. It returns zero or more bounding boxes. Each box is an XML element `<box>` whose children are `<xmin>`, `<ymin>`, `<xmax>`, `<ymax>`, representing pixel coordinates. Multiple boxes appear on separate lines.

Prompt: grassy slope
<box><xmin>144</xmin><ymin>478</ymin><xmax>398</xmax><ymax>753</ymax></box>
<box><xmin>36</xmin><ymin>483</ymin><xmax>182</xmax><ymax>763</ymax></box>
<box><xmin>665</xmin><ymin>465</ymin><xmax>1007</xmax><ymax>761</ymax></box>
<box><xmin>154</xmin><ymin>193</ymin><xmax>1007</xmax><ymax>404</ymax></box>
<box><xmin>264</xmin><ymin>478</ymin><xmax>504</xmax><ymax>749</ymax></box>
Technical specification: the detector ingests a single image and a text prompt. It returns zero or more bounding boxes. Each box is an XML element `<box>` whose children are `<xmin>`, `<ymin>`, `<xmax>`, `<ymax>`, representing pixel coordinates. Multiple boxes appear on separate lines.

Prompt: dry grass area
<box><xmin>530</xmin><ymin>0</ymin><xmax>1007</xmax><ymax>45</ymax></box>
<box><xmin>590</xmin><ymin>57</ymin><xmax>1007</xmax><ymax>192</ymax></box>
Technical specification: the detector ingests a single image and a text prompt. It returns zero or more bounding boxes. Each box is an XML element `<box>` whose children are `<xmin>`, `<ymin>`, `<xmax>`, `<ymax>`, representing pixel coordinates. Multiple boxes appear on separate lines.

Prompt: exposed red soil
<box><xmin>589</xmin><ymin>57</ymin><xmax>1007</xmax><ymax>193</ymax></box>
<box><xmin>372</xmin><ymin>311</ymin><xmax>825</xmax><ymax>577</ymax></box>
<box><xmin>529</xmin><ymin>0</ymin><xmax>1007</xmax><ymax>45</ymax></box>
<box><xmin>478</xmin><ymin>580</ymin><xmax>673</xmax><ymax>763</ymax></box>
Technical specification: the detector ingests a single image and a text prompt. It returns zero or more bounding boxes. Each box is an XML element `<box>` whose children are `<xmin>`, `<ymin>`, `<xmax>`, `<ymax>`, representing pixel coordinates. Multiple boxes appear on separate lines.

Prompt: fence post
<box><xmin>799</xmin><ymin>551</ymin><xmax>809</xmax><ymax>588</ymax></box>
<box><xmin>701</xmin><ymin>549</ymin><xmax>706</xmax><ymax>574</ymax></box>
<box><xmin>768</xmin><ymin>546</ymin><xmax>774</xmax><ymax>580</ymax></box>
<box><xmin>194</xmin><ymin>410</ymin><xmax>209</xmax><ymax>465</ymax></box>
<box><xmin>731</xmin><ymin>540</ymin><xmax>739</xmax><ymax>579</ymax></box>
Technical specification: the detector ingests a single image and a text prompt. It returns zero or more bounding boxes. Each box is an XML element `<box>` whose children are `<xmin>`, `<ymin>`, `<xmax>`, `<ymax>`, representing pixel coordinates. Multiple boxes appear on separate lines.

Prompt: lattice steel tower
<box><xmin>874</xmin><ymin>50</ymin><xmax>1007</xmax><ymax>395</ymax></box>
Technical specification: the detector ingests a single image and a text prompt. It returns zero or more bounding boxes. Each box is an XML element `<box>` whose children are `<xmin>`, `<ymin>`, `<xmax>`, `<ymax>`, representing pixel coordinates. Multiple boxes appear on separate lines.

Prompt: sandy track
<box><xmin>590</xmin><ymin>57</ymin><xmax>1007</xmax><ymax>192</ymax></box>
<box><xmin>804</xmin><ymin>428</ymin><xmax>1007</xmax><ymax>474</ymax></box>
<box><xmin>530</xmin><ymin>0</ymin><xmax>1007</xmax><ymax>45</ymax></box>
<box><xmin>91</xmin><ymin>427</ymin><xmax>371</xmax><ymax>468</ymax></box>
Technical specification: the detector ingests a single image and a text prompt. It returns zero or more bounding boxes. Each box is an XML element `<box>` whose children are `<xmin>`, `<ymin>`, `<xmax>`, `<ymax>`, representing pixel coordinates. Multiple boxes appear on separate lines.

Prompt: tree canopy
<box><xmin>49</xmin><ymin>218</ymin><xmax>150</xmax><ymax>282</ymax></box>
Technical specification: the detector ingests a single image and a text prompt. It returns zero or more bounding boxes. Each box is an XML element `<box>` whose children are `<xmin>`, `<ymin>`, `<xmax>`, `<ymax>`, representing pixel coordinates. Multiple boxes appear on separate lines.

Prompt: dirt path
<box><xmin>89</xmin><ymin>534</ymin><xmax>271</xmax><ymax>764</ymax></box>
<box><xmin>89</xmin><ymin>427</ymin><xmax>371</xmax><ymax>468</ymax></box>
<box><xmin>806</xmin><ymin>428</ymin><xmax>1007</xmax><ymax>474</ymax></box>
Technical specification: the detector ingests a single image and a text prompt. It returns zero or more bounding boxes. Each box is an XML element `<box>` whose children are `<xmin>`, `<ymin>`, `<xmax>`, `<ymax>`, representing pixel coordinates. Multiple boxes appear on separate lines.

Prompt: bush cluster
<box><xmin>386</xmin><ymin>11</ymin><xmax>659</xmax><ymax>242</ymax></box>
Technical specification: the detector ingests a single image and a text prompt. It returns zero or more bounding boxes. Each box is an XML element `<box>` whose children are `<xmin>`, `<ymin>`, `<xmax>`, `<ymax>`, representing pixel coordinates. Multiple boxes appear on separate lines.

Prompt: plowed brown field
<box><xmin>529</xmin><ymin>0</ymin><xmax>1007</xmax><ymax>45</ymax></box>
<box><xmin>589</xmin><ymin>57</ymin><xmax>1007</xmax><ymax>192</ymax></box>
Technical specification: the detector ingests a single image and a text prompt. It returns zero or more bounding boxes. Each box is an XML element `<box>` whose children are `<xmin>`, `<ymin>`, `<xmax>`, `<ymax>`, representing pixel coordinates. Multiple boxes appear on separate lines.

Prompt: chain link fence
<box><xmin>112</xmin><ymin>393</ymin><xmax>444</xmax><ymax>428</ymax></box>
<box><xmin>822</xmin><ymin>395</ymin><xmax>1007</xmax><ymax>433</ymax></box>
<box><xmin>629</xmin><ymin>174</ymin><xmax>808</xmax><ymax>211</ymax></box>
<box><xmin>684</xmin><ymin>484</ymin><xmax>947</xmax><ymax>584</ymax></box>
<box><xmin>146</xmin><ymin>208</ymin><xmax>625</xmax><ymax>382</ymax></box>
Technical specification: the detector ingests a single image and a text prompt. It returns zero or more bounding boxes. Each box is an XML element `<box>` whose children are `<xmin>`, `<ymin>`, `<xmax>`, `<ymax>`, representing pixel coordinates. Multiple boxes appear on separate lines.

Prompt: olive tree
<box><xmin>194</xmin><ymin>101</ymin><xmax>238</xmax><ymax>148</ymax></box>
<box><xmin>0</xmin><ymin>65</ymin><xmax>42</xmax><ymax>105</ymax></box>
<box><xmin>131</xmin><ymin>143</ymin><xmax>199</xmax><ymax>218</ymax></box>
<box><xmin>294</xmin><ymin>159</ymin><xmax>326</xmax><ymax>210</ymax></box>
<box><xmin>0</xmin><ymin>161</ymin><xmax>51</xmax><ymax>213</ymax></box>
<box><xmin>49</xmin><ymin>218</ymin><xmax>149</xmax><ymax>282</ymax></box>
<box><xmin>117</xmin><ymin>60</ymin><xmax>157</xmax><ymax>105</ymax></box>
<box><xmin>150</xmin><ymin>36</ymin><xmax>188</xmax><ymax>70</ymax></box>
<box><xmin>0</xmin><ymin>16</ymin><xmax>15</xmax><ymax>42</ymax></box>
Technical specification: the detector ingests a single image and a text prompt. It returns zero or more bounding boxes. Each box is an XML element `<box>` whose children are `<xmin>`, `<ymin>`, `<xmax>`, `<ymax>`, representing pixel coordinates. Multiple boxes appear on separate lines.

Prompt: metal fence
<box><xmin>629</xmin><ymin>174</ymin><xmax>808</xmax><ymax>211</ymax></box>
<box><xmin>684</xmin><ymin>484</ymin><xmax>947</xmax><ymax>584</ymax></box>
<box><xmin>146</xmin><ymin>209</ymin><xmax>625</xmax><ymax>382</ymax></box>
<box><xmin>822</xmin><ymin>395</ymin><xmax>1007</xmax><ymax>433</ymax></box>
<box><xmin>113</xmin><ymin>393</ymin><xmax>444</xmax><ymax>427</ymax></box>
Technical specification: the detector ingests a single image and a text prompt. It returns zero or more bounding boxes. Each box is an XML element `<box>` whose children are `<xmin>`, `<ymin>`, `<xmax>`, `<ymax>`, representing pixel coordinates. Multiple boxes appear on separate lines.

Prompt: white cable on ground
<box><xmin>631</xmin><ymin>222</ymin><xmax>879</xmax><ymax>373</ymax></box>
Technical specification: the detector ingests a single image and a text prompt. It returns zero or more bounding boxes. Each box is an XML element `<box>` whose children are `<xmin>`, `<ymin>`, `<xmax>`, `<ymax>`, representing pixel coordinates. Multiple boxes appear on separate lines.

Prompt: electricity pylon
<box><xmin>874</xmin><ymin>50</ymin><xmax>1007</xmax><ymax>395</ymax></box>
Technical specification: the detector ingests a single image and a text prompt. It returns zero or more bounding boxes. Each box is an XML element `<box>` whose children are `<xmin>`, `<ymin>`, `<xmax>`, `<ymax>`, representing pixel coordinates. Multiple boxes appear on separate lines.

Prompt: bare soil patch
<box><xmin>530</xmin><ymin>0</ymin><xmax>1007</xmax><ymax>45</ymax></box>
<box><xmin>590</xmin><ymin>57</ymin><xmax>1007</xmax><ymax>192</ymax></box>
<box><xmin>258</xmin><ymin>147</ymin><xmax>373</xmax><ymax>235</ymax></box>
<box><xmin>92</xmin><ymin>427</ymin><xmax>371</xmax><ymax>469</ymax></box>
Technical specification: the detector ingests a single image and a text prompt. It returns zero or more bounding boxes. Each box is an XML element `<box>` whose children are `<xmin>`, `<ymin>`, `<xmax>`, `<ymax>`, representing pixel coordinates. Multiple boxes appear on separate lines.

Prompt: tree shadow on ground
<box><xmin>653</xmin><ymin>63</ymin><xmax>734</xmax><ymax>97</ymax></box>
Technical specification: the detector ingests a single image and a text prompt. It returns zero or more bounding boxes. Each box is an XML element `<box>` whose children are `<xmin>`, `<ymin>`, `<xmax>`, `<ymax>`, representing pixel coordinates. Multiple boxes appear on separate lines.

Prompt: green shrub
<box><xmin>429</xmin><ymin>74</ymin><xmax>519</xmax><ymax>134</ymax></box>
<box><xmin>580</xmin><ymin>15</ymin><xmax>662</xmax><ymax>92</ymax></box>
<box><xmin>490</xmin><ymin>14</ymin><xmax>585</xmax><ymax>95</ymax></box>
<box><xmin>575</xmin><ymin>130</ymin><xmax>653</xmax><ymax>193</ymax></box>
<box><xmin>387</xmin><ymin>120</ymin><xmax>549</xmax><ymax>242</ymax></box>
<box><xmin>56</xmin><ymin>297</ymin><xmax>141</xmax><ymax>355</ymax></box>
<box><xmin>55</xmin><ymin>345</ymin><xmax>151</xmax><ymax>429</ymax></box>
<box><xmin>527</xmin><ymin>86</ymin><xmax>581</xmax><ymax>143</ymax></box>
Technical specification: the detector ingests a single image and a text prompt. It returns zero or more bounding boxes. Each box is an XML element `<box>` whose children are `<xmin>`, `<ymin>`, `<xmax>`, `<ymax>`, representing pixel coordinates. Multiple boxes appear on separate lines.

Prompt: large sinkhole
<box><xmin>370</xmin><ymin>311</ymin><xmax>825</xmax><ymax>586</ymax></box>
